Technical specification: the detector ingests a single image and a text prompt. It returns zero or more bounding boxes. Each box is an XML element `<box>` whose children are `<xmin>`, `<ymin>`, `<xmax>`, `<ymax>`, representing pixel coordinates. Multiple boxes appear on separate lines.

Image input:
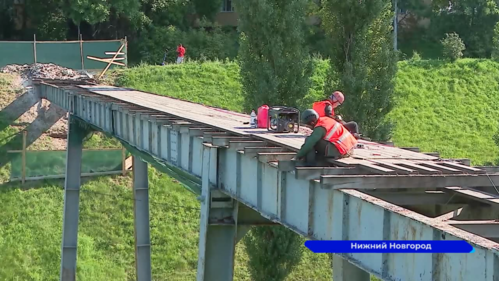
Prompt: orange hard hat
<box><xmin>329</xmin><ymin>91</ymin><xmax>344</xmax><ymax>105</ymax></box>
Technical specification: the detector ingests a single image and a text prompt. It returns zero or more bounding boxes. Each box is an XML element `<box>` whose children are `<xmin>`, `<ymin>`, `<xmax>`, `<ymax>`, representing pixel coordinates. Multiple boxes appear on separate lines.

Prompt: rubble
<box><xmin>0</xmin><ymin>63</ymin><xmax>94</xmax><ymax>81</ymax></box>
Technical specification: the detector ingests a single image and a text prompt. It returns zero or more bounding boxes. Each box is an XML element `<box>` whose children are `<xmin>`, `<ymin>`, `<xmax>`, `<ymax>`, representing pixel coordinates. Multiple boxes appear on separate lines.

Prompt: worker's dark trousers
<box><xmin>342</xmin><ymin>121</ymin><xmax>359</xmax><ymax>135</ymax></box>
<box><xmin>305</xmin><ymin>140</ymin><xmax>342</xmax><ymax>166</ymax></box>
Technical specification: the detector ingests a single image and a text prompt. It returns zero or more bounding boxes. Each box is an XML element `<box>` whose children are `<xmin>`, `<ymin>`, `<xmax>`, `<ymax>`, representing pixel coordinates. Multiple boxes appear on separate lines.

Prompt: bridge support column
<box><xmin>197</xmin><ymin>145</ymin><xmax>260</xmax><ymax>281</ymax></box>
<box><xmin>332</xmin><ymin>255</ymin><xmax>370</xmax><ymax>281</ymax></box>
<box><xmin>60</xmin><ymin>116</ymin><xmax>85</xmax><ymax>281</ymax></box>
<box><xmin>133</xmin><ymin>157</ymin><xmax>152</xmax><ymax>281</ymax></box>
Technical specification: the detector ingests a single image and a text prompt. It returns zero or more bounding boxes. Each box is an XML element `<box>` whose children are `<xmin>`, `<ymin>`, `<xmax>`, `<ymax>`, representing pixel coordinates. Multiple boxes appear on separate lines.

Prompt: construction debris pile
<box><xmin>0</xmin><ymin>63</ymin><xmax>94</xmax><ymax>82</ymax></box>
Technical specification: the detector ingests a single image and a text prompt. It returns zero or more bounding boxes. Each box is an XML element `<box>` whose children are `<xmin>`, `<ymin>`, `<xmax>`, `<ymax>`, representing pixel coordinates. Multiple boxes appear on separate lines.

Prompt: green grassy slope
<box><xmin>115</xmin><ymin>62</ymin><xmax>245</xmax><ymax>112</ymax></box>
<box><xmin>0</xmin><ymin>170</ymin><xmax>202</xmax><ymax>280</ymax></box>
<box><xmin>388</xmin><ymin>59</ymin><xmax>499</xmax><ymax>165</ymax></box>
<box><xmin>116</xmin><ymin>59</ymin><xmax>499</xmax><ymax>165</ymax></box>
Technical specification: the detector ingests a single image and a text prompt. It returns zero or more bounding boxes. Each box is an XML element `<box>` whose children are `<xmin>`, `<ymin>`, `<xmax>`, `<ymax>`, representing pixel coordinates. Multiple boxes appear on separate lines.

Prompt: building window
<box><xmin>221</xmin><ymin>0</ymin><xmax>235</xmax><ymax>12</ymax></box>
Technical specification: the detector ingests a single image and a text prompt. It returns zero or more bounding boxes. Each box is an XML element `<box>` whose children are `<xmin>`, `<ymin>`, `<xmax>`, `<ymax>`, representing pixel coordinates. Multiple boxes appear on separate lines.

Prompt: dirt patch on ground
<box><xmin>0</xmin><ymin>63</ymin><xmax>95</xmax><ymax>150</ymax></box>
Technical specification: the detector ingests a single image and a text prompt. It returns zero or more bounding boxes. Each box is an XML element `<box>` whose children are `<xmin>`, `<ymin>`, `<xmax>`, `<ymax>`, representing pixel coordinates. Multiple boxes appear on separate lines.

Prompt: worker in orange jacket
<box><xmin>312</xmin><ymin>91</ymin><xmax>361</xmax><ymax>138</ymax></box>
<box><xmin>313</xmin><ymin>91</ymin><xmax>344</xmax><ymax>117</ymax></box>
<box><xmin>293</xmin><ymin>109</ymin><xmax>357</xmax><ymax>165</ymax></box>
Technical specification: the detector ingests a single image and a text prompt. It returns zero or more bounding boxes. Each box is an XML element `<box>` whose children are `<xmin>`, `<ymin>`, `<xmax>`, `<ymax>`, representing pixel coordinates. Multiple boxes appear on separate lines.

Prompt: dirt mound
<box><xmin>1</xmin><ymin>63</ymin><xmax>94</xmax><ymax>84</ymax></box>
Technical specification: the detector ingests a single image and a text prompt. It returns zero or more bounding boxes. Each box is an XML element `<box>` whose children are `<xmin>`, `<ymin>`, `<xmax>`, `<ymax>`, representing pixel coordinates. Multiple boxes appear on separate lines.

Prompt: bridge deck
<box><xmin>77</xmin><ymin>85</ymin><xmax>437</xmax><ymax>161</ymax></box>
<box><xmin>37</xmin><ymin>80</ymin><xmax>499</xmax><ymax>281</ymax></box>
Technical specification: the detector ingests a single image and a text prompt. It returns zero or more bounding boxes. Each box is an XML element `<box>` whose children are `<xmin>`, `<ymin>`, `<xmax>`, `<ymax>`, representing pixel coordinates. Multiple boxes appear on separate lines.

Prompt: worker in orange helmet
<box><xmin>312</xmin><ymin>91</ymin><xmax>344</xmax><ymax>118</ymax></box>
<box><xmin>312</xmin><ymin>91</ymin><xmax>361</xmax><ymax>139</ymax></box>
<box><xmin>292</xmin><ymin>109</ymin><xmax>357</xmax><ymax>165</ymax></box>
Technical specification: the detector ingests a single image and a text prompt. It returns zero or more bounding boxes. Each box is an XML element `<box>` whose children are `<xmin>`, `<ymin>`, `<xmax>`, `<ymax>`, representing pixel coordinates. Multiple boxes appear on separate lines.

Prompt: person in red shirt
<box><xmin>176</xmin><ymin>44</ymin><xmax>186</xmax><ymax>64</ymax></box>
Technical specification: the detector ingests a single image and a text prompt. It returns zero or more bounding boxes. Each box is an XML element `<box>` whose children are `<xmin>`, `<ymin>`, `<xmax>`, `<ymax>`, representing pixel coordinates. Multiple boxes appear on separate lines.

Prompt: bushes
<box><xmin>130</xmin><ymin>22</ymin><xmax>239</xmax><ymax>65</ymax></box>
<box><xmin>441</xmin><ymin>32</ymin><xmax>466</xmax><ymax>62</ymax></box>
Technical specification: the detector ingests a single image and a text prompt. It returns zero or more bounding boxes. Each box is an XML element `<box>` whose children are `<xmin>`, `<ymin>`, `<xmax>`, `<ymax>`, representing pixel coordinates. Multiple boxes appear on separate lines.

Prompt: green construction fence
<box><xmin>0</xmin><ymin>39</ymin><xmax>128</xmax><ymax>70</ymax></box>
<box><xmin>8</xmin><ymin>148</ymin><xmax>131</xmax><ymax>181</ymax></box>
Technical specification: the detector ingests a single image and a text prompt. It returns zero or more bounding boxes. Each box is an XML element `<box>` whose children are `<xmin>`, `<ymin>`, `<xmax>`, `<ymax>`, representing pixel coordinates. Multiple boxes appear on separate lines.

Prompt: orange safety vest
<box><xmin>313</xmin><ymin>100</ymin><xmax>335</xmax><ymax>117</ymax></box>
<box><xmin>315</xmin><ymin>117</ymin><xmax>357</xmax><ymax>155</ymax></box>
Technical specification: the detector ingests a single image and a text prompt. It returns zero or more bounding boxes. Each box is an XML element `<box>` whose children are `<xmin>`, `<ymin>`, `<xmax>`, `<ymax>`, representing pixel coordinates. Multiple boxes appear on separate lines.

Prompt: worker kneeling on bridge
<box><xmin>293</xmin><ymin>109</ymin><xmax>358</xmax><ymax>165</ymax></box>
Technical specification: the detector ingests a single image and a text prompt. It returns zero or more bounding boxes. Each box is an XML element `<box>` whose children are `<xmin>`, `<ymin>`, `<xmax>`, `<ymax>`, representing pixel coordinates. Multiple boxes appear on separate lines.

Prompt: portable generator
<box><xmin>267</xmin><ymin>106</ymin><xmax>300</xmax><ymax>133</ymax></box>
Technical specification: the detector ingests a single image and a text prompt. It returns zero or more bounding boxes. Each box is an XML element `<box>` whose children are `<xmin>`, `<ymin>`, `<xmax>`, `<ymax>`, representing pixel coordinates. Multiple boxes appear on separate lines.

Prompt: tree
<box><xmin>234</xmin><ymin>0</ymin><xmax>310</xmax><ymax>279</ymax></box>
<box><xmin>192</xmin><ymin>0</ymin><xmax>223</xmax><ymax>21</ymax></box>
<box><xmin>321</xmin><ymin>0</ymin><xmax>397</xmax><ymax>141</ymax></box>
<box><xmin>492</xmin><ymin>22</ymin><xmax>499</xmax><ymax>60</ymax></box>
<box><xmin>243</xmin><ymin>226</ymin><xmax>303</xmax><ymax>281</ymax></box>
<box><xmin>429</xmin><ymin>0</ymin><xmax>499</xmax><ymax>58</ymax></box>
<box><xmin>234</xmin><ymin>0</ymin><xmax>313</xmax><ymax>111</ymax></box>
<box><xmin>397</xmin><ymin>0</ymin><xmax>433</xmax><ymax>22</ymax></box>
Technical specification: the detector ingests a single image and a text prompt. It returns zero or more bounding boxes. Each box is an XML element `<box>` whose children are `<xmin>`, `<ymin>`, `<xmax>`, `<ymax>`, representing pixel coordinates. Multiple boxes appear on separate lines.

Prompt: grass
<box><xmin>114</xmin><ymin>61</ymin><xmax>245</xmax><ymax>112</ymax></box>
<box><xmin>0</xmin><ymin>170</ymin><xmax>202</xmax><ymax>280</ymax></box>
<box><xmin>387</xmin><ymin>58</ymin><xmax>499</xmax><ymax>165</ymax></box>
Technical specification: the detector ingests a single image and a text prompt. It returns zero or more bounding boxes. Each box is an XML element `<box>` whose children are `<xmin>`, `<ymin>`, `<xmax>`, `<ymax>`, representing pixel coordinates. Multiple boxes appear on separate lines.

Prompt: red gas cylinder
<box><xmin>257</xmin><ymin>105</ymin><xmax>269</xmax><ymax>128</ymax></box>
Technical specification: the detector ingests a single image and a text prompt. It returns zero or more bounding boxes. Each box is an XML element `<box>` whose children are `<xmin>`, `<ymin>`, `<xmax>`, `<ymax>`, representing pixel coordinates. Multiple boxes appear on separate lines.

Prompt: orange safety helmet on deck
<box><xmin>314</xmin><ymin>116</ymin><xmax>357</xmax><ymax>155</ymax></box>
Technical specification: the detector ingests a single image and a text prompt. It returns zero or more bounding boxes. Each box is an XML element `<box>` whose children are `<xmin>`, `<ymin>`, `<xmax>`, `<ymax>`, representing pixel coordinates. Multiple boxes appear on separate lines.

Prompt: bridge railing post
<box><xmin>60</xmin><ymin>115</ymin><xmax>84</xmax><ymax>281</ymax></box>
<box><xmin>197</xmin><ymin>145</ymin><xmax>246</xmax><ymax>281</ymax></box>
<box><xmin>132</xmin><ymin>156</ymin><xmax>152</xmax><ymax>281</ymax></box>
<box><xmin>197</xmin><ymin>146</ymin><xmax>274</xmax><ymax>281</ymax></box>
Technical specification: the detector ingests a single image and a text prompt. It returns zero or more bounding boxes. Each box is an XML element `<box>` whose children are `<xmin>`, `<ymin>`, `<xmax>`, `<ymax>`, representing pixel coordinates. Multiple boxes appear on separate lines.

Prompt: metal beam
<box><xmin>188</xmin><ymin>128</ymin><xmax>217</xmax><ymax>137</ymax></box>
<box><xmin>401</xmin><ymin>147</ymin><xmax>420</xmax><ymax>152</ymax></box>
<box><xmin>202</xmin><ymin>132</ymin><xmax>229</xmax><ymax>143</ymax></box>
<box><xmin>60</xmin><ymin>116</ymin><xmax>84</xmax><ymax>281</ymax></box>
<box><xmin>257</xmin><ymin>152</ymin><xmax>296</xmax><ymax>163</ymax></box>
<box><xmin>212</xmin><ymin>136</ymin><xmax>253</xmax><ymax>146</ymax></box>
<box><xmin>227</xmin><ymin>141</ymin><xmax>266</xmax><ymax>151</ymax></box>
<box><xmin>321</xmin><ymin>174</ymin><xmax>499</xmax><ymax>189</ymax></box>
<box><xmin>416</xmin><ymin>161</ymin><xmax>462</xmax><ymax>173</ymax></box>
<box><xmin>364</xmin><ymin>191</ymin><xmax>468</xmax><ymax>205</ymax></box>
<box><xmin>197</xmin><ymin>145</ymin><xmax>251</xmax><ymax>281</ymax></box>
<box><xmin>243</xmin><ymin>146</ymin><xmax>287</xmax><ymax>156</ymax></box>
<box><xmin>448</xmin><ymin>220</ymin><xmax>499</xmax><ymax>239</ymax></box>
<box><xmin>172</xmin><ymin>122</ymin><xmax>196</xmax><ymax>131</ymax></box>
<box><xmin>444</xmin><ymin>186</ymin><xmax>499</xmax><ymax>206</ymax></box>
<box><xmin>133</xmin><ymin>157</ymin><xmax>152</xmax><ymax>281</ymax></box>
<box><xmin>197</xmin><ymin>145</ymin><xmax>213</xmax><ymax>281</ymax></box>
<box><xmin>295</xmin><ymin>166</ymin><xmax>364</xmax><ymax>180</ymax></box>
<box><xmin>476</xmin><ymin>166</ymin><xmax>499</xmax><ymax>173</ymax></box>
<box><xmin>438</xmin><ymin>161</ymin><xmax>483</xmax><ymax>173</ymax></box>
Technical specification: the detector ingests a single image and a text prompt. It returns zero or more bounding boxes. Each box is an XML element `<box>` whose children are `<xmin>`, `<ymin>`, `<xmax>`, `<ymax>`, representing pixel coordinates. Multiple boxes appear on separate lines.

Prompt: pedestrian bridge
<box><xmin>36</xmin><ymin>79</ymin><xmax>499</xmax><ymax>281</ymax></box>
